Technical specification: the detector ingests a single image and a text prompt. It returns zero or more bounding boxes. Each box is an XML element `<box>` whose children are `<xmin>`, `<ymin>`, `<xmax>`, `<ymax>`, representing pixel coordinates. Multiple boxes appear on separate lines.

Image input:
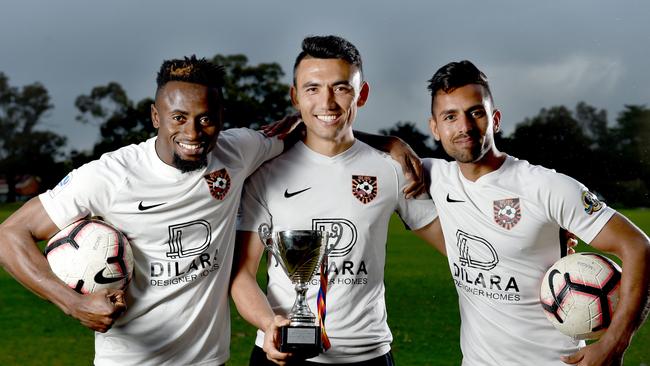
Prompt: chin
<box><xmin>173</xmin><ymin>153</ymin><xmax>208</xmax><ymax>173</ymax></box>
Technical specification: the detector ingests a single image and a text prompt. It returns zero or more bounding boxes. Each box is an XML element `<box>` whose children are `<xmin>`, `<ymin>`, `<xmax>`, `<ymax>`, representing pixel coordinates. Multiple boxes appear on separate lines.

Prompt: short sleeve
<box><xmin>394</xmin><ymin>161</ymin><xmax>438</xmax><ymax>230</ymax></box>
<box><xmin>545</xmin><ymin>173</ymin><xmax>615</xmax><ymax>244</ymax></box>
<box><xmin>220</xmin><ymin>128</ymin><xmax>283</xmax><ymax>177</ymax></box>
<box><xmin>237</xmin><ymin>170</ymin><xmax>272</xmax><ymax>233</ymax></box>
<box><xmin>39</xmin><ymin>159</ymin><xmax>120</xmax><ymax>230</ymax></box>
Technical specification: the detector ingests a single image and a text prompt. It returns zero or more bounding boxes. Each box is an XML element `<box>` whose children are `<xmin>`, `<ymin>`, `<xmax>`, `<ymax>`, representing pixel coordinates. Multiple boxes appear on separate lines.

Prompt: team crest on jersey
<box><xmin>204</xmin><ymin>168</ymin><xmax>231</xmax><ymax>200</ymax></box>
<box><xmin>582</xmin><ymin>190</ymin><xmax>603</xmax><ymax>215</ymax></box>
<box><xmin>493</xmin><ymin>198</ymin><xmax>521</xmax><ymax>230</ymax></box>
<box><xmin>352</xmin><ymin>175</ymin><xmax>378</xmax><ymax>204</ymax></box>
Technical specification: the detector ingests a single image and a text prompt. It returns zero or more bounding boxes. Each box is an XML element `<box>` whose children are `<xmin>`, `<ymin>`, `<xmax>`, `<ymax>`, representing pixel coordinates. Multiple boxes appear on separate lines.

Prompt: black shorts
<box><xmin>249</xmin><ymin>345</ymin><xmax>395</xmax><ymax>366</ymax></box>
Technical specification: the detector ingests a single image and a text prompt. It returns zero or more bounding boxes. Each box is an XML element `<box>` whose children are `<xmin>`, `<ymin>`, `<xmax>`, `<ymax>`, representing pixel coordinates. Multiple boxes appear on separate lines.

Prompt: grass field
<box><xmin>0</xmin><ymin>203</ymin><xmax>649</xmax><ymax>365</ymax></box>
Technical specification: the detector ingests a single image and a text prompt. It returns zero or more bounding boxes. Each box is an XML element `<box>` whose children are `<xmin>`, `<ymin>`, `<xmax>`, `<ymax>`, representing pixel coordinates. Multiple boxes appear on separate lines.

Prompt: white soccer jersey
<box><xmin>423</xmin><ymin>156</ymin><xmax>616</xmax><ymax>366</ymax></box>
<box><xmin>39</xmin><ymin>128</ymin><xmax>282</xmax><ymax>366</ymax></box>
<box><xmin>238</xmin><ymin>140</ymin><xmax>437</xmax><ymax>363</ymax></box>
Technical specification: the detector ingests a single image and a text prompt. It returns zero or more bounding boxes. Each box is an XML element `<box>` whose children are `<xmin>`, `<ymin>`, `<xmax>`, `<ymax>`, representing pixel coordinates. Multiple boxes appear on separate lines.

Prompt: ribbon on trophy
<box><xmin>317</xmin><ymin>253</ymin><xmax>331</xmax><ymax>351</ymax></box>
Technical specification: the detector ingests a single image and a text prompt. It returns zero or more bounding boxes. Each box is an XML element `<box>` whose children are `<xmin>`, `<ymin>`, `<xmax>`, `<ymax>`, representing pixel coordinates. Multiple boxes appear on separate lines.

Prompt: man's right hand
<box><xmin>262</xmin><ymin>315</ymin><xmax>293</xmax><ymax>365</ymax></box>
<box><xmin>69</xmin><ymin>288</ymin><xmax>127</xmax><ymax>333</ymax></box>
<box><xmin>261</xmin><ymin>112</ymin><xmax>302</xmax><ymax>140</ymax></box>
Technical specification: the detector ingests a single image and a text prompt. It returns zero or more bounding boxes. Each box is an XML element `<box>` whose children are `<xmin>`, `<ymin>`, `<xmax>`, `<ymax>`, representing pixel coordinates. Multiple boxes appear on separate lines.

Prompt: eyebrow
<box><xmin>300</xmin><ymin>80</ymin><xmax>352</xmax><ymax>89</ymax></box>
<box><xmin>438</xmin><ymin>108</ymin><xmax>458</xmax><ymax>118</ymax></box>
<box><xmin>438</xmin><ymin>104</ymin><xmax>484</xmax><ymax>118</ymax></box>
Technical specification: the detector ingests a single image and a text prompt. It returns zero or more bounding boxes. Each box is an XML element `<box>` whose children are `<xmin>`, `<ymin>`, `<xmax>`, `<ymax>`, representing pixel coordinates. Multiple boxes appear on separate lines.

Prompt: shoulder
<box><xmin>422</xmin><ymin>157</ymin><xmax>454</xmax><ymax>171</ymax></box>
<box><xmin>96</xmin><ymin>139</ymin><xmax>150</xmax><ymax>169</ymax></box>
<box><xmin>67</xmin><ymin>140</ymin><xmax>150</xmax><ymax>181</ymax></box>
<box><xmin>422</xmin><ymin>157</ymin><xmax>456</xmax><ymax>184</ymax></box>
<box><xmin>507</xmin><ymin>156</ymin><xmax>572</xmax><ymax>184</ymax></box>
<box><xmin>506</xmin><ymin>156</ymin><xmax>588</xmax><ymax>198</ymax></box>
<box><xmin>355</xmin><ymin>141</ymin><xmax>404</xmax><ymax>173</ymax></box>
<box><xmin>217</xmin><ymin>128</ymin><xmax>267</xmax><ymax>149</ymax></box>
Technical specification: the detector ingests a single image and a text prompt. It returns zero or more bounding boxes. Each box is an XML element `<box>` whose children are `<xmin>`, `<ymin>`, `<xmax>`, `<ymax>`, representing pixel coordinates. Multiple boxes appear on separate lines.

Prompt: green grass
<box><xmin>1</xmin><ymin>204</ymin><xmax>649</xmax><ymax>365</ymax></box>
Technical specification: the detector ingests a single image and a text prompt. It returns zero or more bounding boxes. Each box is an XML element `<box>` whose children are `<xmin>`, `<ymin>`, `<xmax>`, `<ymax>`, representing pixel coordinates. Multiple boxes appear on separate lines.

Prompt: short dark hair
<box><xmin>156</xmin><ymin>55</ymin><xmax>225</xmax><ymax>98</ymax></box>
<box><xmin>427</xmin><ymin>60</ymin><xmax>493</xmax><ymax>113</ymax></box>
<box><xmin>292</xmin><ymin>35</ymin><xmax>363</xmax><ymax>85</ymax></box>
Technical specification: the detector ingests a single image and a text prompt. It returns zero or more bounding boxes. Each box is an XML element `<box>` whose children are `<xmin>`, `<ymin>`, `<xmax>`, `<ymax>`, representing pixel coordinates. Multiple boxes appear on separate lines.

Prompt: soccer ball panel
<box><xmin>539</xmin><ymin>252</ymin><xmax>621</xmax><ymax>340</ymax></box>
<box><xmin>45</xmin><ymin>219</ymin><xmax>134</xmax><ymax>294</ymax></box>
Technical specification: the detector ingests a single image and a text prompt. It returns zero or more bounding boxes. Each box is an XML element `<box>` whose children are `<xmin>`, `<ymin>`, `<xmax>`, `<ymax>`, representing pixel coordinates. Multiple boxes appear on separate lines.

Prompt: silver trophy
<box><xmin>258</xmin><ymin>223</ymin><xmax>333</xmax><ymax>356</ymax></box>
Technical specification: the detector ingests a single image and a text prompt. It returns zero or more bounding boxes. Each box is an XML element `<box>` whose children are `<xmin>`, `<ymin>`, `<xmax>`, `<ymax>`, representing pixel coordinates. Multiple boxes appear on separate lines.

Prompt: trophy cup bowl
<box><xmin>258</xmin><ymin>223</ymin><xmax>333</xmax><ymax>357</ymax></box>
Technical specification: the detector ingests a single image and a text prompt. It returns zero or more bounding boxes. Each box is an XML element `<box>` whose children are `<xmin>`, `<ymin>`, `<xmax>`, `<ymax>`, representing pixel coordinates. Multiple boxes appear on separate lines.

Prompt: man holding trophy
<box><xmin>231</xmin><ymin>35</ymin><xmax>442</xmax><ymax>365</ymax></box>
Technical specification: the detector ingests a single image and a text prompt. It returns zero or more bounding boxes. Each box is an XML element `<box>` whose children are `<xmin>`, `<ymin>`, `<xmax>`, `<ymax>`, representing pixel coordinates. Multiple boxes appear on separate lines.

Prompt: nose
<box><xmin>320</xmin><ymin>87</ymin><xmax>337</xmax><ymax>110</ymax></box>
<box><xmin>182</xmin><ymin>119</ymin><xmax>201</xmax><ymax>140</ymax></box>
<box><xmin>458</xmin><ymin>113</ymin><xmax>476</xmax><ymax>133</ymax></box>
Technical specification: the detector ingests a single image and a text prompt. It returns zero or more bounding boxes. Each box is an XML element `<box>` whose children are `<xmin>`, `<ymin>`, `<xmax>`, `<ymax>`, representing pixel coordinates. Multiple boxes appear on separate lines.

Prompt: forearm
<box><xmin>231</xmin><ymin>272</ymin><xmax>277</xmax><ymax>331</ymax></box>
<box><xmin>600</xmin><ymin>238</ymin><xmax>650</xmax><ymax>350</ymax></box>
<box><xmin>354</xmin><ymin>130</ymin><xmax>399</xmax><ymax>153</ymax></box>
<box><xmin>590</xmin><ymin>213</ymin><xmax>650</xmax><ymax>353</ymax></box>
<box><xmin>355</xmin><ymin>130</ymin><xmax>426</xmax><ymax>197</ymax></box>
<box><xmin>412</xmin><ymin>218</ymin><xmax>446</xmax><ymax>256</ymax></box>
<box><xmin>0</xmin><ymin>222</ymin><xmax>80</xmax><ymax>315</ymax></box>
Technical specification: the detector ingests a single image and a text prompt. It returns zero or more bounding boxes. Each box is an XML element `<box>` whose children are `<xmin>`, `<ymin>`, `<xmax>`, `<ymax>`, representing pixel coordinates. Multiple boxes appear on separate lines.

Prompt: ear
<box><xmin>357</xmin><ymin>82</ymin><xmax>370</xmax><ymax>107</ymax></box>
<box><xmin>492</xmin><ymin>109</ymin><xmax>502</xmax><ymax>133</ymax></box>
<box><xmin>151</xmin><ymin>104</ymin><xmax>160</xmax><ymax>129</ymax></box>
<box><xmin>429</xmin><ymin>116</ymin><xmax>441</xmax><ymax>141</ymax></box>
<box><xmin>290</xmin><ymin>86</ymin><xmax>299</xmax><ymax>108</ymax></box>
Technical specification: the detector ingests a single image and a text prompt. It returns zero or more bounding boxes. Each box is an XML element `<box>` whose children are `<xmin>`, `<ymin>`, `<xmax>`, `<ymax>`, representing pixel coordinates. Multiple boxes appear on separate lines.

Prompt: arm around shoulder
<box><xmin>355</xmin><ymin>131</ymin><xmax>426</xmax><ymax>198</ymax></box>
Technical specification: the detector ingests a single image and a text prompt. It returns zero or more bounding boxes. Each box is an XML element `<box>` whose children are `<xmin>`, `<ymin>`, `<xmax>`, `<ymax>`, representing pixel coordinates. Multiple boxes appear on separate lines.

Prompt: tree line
<box><xmin>1</xmin><ymin>55</ymin><xmax>648</xmax><ymax>207</ymax></box>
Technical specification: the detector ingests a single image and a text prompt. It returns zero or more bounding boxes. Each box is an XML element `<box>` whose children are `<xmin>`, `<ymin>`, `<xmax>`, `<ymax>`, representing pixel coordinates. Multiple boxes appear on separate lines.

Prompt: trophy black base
<box><xmin>279</xmin><ymin>325</ymin><xmax>321</xmax><ymax>359</ymax></box>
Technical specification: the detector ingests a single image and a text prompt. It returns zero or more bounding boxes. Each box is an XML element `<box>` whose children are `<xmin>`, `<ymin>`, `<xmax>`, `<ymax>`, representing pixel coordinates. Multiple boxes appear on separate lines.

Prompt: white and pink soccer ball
<box><xmin>540</xmin><ymin>252</ymin><xmax>621</xmax><ymax>340</ymax></box>
<box><xmin>45</xmin><ymin>219</ymin><xmax>134</xmax><ymax>294</ymax></box>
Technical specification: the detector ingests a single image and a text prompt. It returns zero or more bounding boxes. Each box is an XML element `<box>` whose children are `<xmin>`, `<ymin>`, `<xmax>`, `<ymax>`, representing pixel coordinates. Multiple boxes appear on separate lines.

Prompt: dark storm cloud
<box><xmin>1</xmin><ymin>0</ymin><xmax>648</xmax><ymax>151</ymax></box>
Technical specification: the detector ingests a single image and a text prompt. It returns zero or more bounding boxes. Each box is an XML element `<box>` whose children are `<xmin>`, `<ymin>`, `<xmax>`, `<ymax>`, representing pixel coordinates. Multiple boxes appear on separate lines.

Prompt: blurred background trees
<box><xmin>0</xmin><ymin>72</ymin><xmax>67</xmax><ymax>203</ymax></box>
<box><xmin>0</xmin><ymin>58</ymin><xmax>648</xmax><ymax>207</ymax></box>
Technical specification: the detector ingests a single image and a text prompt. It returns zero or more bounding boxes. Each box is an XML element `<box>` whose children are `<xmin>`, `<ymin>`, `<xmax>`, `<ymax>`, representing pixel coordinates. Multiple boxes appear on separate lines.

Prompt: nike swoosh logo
<box><xmin>138</xmin><ymin>201</ymin><xmax>166</xmax><ymax>211</ymax></box>
<box><xmin>94</xmin><ymin>267</ymin><xmax>125</xmax><ymax>284</ymax></box>
<box><xmin>446</xmin><ymin>194</ymin><xmax>465</xmax><ymax>203</ymax></box>
<box><xmin>284</xmin><ymin>187</ymin><xmax>311</xmax><ymax>198</ymax></box>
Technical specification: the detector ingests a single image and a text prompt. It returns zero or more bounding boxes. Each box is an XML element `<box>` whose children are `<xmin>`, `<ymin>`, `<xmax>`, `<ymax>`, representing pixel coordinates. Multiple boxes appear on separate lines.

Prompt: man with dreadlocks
<box><xmin>0</xmin><ymin>56</ymin><xmax>290</xmax><ymax>365</ymax></box>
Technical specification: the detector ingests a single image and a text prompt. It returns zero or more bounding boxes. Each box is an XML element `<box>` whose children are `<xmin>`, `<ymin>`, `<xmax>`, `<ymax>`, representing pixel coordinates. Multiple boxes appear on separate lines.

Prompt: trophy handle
<box><xmin>258</xmin><ymin>223</ymin><xmax>273</xmax><ymax>249</ymax></box>
<box><xmin>258</xmin><ymin>223</ymin><xmax>289</xmax><ymax>274</ymax></box>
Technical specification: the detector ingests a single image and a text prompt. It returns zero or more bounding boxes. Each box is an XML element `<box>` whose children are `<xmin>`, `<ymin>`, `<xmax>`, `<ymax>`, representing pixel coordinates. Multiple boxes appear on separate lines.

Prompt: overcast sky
<box><xmin>1</xmin><ymin>0</ymin><xmax>648</xmax><ymax>152</ymax></box>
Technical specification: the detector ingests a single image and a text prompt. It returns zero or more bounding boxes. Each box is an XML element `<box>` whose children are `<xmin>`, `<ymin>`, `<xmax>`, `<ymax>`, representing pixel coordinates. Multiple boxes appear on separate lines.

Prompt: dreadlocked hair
<box><xmin>156</xmin><ymin>55</ymin><xmax>225</xmax><ymax>91</ymax></box>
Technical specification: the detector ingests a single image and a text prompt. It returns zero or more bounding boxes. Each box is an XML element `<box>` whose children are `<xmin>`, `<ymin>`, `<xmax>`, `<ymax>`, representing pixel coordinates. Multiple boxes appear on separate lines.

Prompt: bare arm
<box><xmin>0</xmin><ymin>197</ymin><xmax>126</xmax><ymax>332</ymax></box>
<box><xmin>412</xmin><ymin>218</ymin><xmax>446</xmax><ymax>256</ymax></box>
<box><xmin>259</xmin><ymin>112</ymin><xmax>305</xmax><ymax>153</ymax></box>
<box><xmin>231</xmin><ymin>230</ymin><xmax>291</xmax><ymax>364</ymax></box>
<box><xmin>354</xmin><ymin>130</ymin><xmax>425</xmax><ymax>198</ymax></box>
<box><xmin>562</xmin><ymin>213</ymin><xmax>650</xmax><ymax>366</ymax></box>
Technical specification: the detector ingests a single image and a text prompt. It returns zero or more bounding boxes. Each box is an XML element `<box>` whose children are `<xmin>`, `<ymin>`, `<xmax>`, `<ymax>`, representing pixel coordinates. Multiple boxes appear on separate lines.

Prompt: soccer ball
<box><xmin>44</xmin><ymin>219</ymin><xmax>134</xmax><ymax>294</ymax></box>
<box><xmin>539</xmin><ymin>252</ymin><xmax>621</xmax><ymax>340</ymax></box>
<box><xmin>356</xmin><ymin>182</ymin><xmax>373</xmax><ymax>194</ymax></box>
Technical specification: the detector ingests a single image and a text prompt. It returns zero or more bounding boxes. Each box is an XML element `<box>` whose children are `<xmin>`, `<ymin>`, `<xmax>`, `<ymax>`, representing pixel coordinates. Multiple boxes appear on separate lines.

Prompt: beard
<box><xmin>447</xmin><ymin>132</ymin><xmax>493</xmax><ymax>163</ymax></box>
<box><xmin>173</xmin><ymin>152</ymin><xmax>208</xmax><ymax>173</ymax></box>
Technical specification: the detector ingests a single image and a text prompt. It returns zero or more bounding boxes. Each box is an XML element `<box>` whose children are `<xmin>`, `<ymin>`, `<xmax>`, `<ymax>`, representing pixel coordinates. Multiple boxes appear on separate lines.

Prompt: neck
<box><xmin>303</xmin><ymin>132</ymin><xmax>355</xmax><ymax>157</ymax></box>
<box><xmin>457</xmin><ymin>147</ymin><xmax>507</xmax><ymax>182</ymax></box>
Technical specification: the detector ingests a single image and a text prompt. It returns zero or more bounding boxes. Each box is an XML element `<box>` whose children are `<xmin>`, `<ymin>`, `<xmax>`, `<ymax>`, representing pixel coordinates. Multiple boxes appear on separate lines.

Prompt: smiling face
<box><xmin>291</xmin><ymin>57</ymin><xmax>369</xmax><ymax>156</ymax></box>
<box><xmin>429</xmin><ymin>83</ymin><xmax>501</xmax><ymax>164</ymax></box>
<box><xmin>151</xmin><ymin>81</ymin><xmax>222</xmax><ymax>172</ymax></box>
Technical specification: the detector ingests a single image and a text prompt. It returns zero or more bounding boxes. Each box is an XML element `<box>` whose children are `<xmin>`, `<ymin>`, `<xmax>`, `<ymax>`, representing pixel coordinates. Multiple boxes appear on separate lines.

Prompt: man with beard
<box><xmin>422</xmin><ymin>60</ymin><xmax>650</xmax><ymax>365</ymax></box>
<box><xmin>0</xmin><ymin>54</ymin><xmax>425</xmax><ymax>365</ymax></box>
<box><xmin>0</xmin><ymin>56</ymin><xmax>289</xmax><ymax>365</ymax></box>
